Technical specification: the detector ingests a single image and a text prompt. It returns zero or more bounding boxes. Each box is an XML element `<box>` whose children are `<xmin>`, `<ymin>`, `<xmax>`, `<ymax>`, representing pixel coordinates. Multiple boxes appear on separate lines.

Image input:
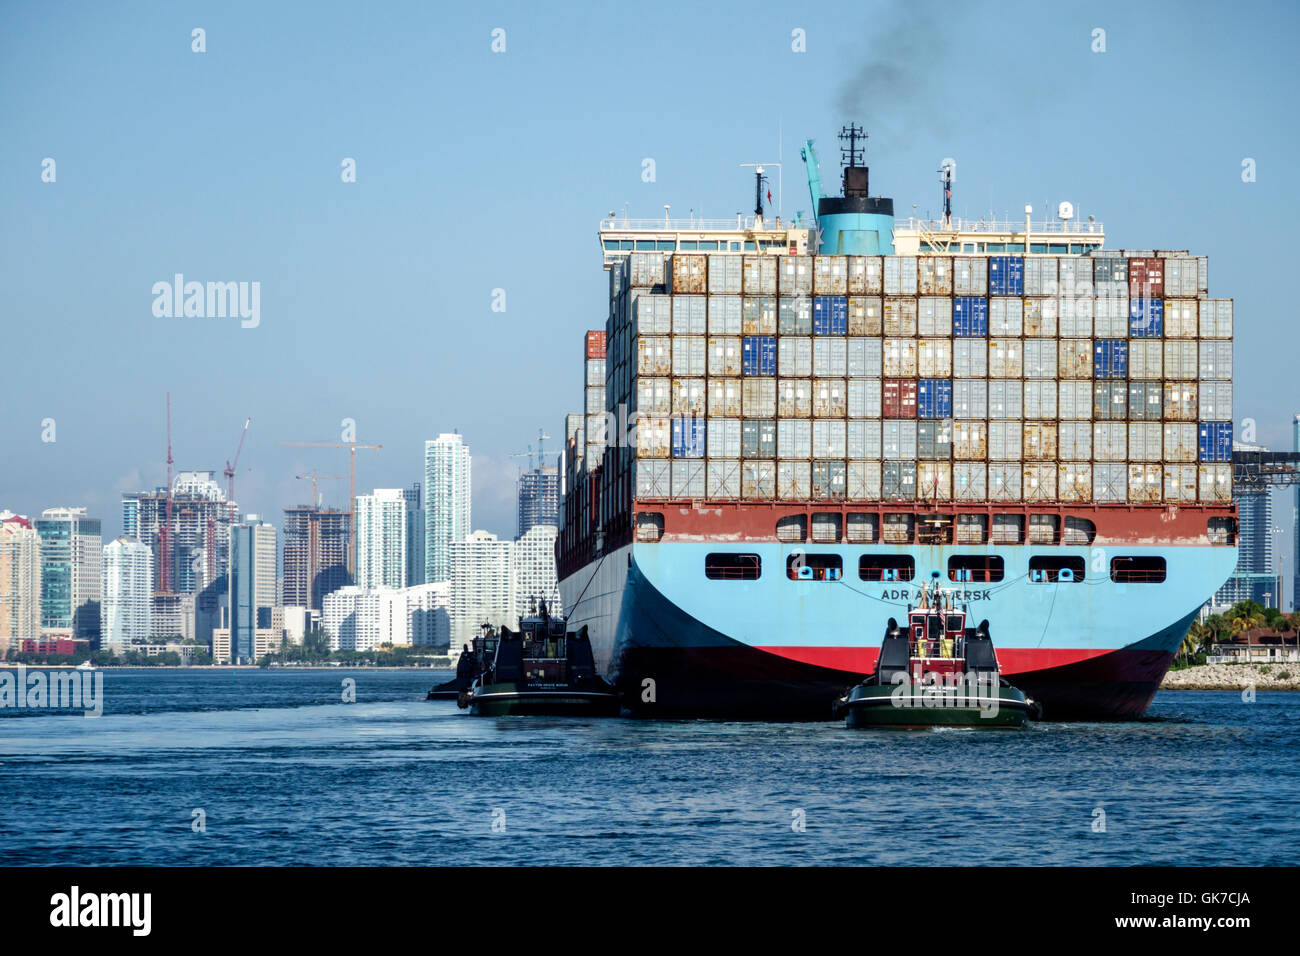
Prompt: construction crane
<box><xmin>224</xmin><ymin>418</ymin><xmax>252</xmax><ymax>528</ymax></box>
<box><xmin>159</xmin><ymin>393</ymin><xmax>175</xmax><ymax>593</ymax></box>
<box><xmin>294</xmin><ymin>471</ymin><xmax>345</xmax><ymax>608</ymax></box>
<box><xmin>277</xmin><ymin>440</ymin><xmax>382</xmax><ymax>575</ymax></box>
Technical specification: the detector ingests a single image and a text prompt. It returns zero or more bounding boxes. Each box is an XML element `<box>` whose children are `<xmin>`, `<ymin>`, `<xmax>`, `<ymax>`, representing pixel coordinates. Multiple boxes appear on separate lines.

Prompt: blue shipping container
<box><xmin>742</xmin><ymin>335</ymin><xmax>777</xmax><ymax>376</ymax></box>
<box><xmin>1129</xmin><ymin>298</ymin><xmax>1164</xmax><ymax>338</ymax></box>
<box><xmin>671</xmin><ymin>417</ymin><xmax>706</xmax><ymax>458</ymax></box>
<box><xmin>988</xmin><ymin>256</ymin><xmax>1024</xmax><ymax>296</ymax></box>
<box><xmin>1198</xmin><ymin>421</ymin><xmax>1233</xmax><ymax>462</ymax></box>
<box><xmin>812</xmin><ymin>295</ymin><xmax>848</xmax><ymax>335</ymax></box>
<box><xmin>953</xmin><ymin>297</ymin><xmax>989</xmax><ymax>336</ymax></box>
<box><xmin>917</xmin><ymin>378</ymin><xmax>953</xmax><ymax>419</ymax></box>
<box><xmin>1094</xmin><ymin>339</ymin><xmax>1129</xmax><ymax>379</ymax></box>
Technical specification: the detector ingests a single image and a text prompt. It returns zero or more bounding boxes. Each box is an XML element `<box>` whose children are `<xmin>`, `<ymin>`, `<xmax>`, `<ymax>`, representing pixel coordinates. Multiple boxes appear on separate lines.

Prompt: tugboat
<box><xmin>839</xmin><ymin>573</ymin><xmax>1036</xmax><ymax>729</ymax></box>
<box><xmin>427</xmin><ymin>624</ymin><xmax>498</xmax><ymax>703</ymax></box>
<box><xmin>465</xmin><ymin>602</ymin><xmax>621</xmax><ymax>717</ymax></box>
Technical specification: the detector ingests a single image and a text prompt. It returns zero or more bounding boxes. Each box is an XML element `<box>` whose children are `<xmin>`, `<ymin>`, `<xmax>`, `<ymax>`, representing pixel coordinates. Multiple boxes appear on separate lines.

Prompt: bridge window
<box><xmin>776</xmin><ymin>515</ymin><xmax>807</xmax><ymax>543</ymax></box>
<box><xmin>859</xmin><ymin>555</ymin><xmax>916</xmax><ymax>582</ymax></box>
<box><xmin>787</xmin><ymin>553</ymin><xmax>843</xmax><ymax>581</ymax></box>
<box><xmin>705</xmin><ymin>553</ymin><xmax>761</xmax><ymax>580</ymax></box>
<box><xmin>1110</xmin><ymin>556</ymin><xmax>1166</xmax><ymax>583</ymax></box>
<box><xmin>1029</xmin><ymin>556</ymin><xmax>1085</xmax><ymax>583</ymax></box>
<box><xmin>948</xmin><ymin>555</ymin><xmax>1005</xmax><ymax>583</ymax></box>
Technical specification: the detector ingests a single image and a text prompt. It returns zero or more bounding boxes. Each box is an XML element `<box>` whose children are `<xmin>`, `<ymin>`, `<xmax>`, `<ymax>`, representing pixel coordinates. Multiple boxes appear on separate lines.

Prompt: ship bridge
<box><xmin>892</xmin><ymin>215</ymin><xmax>1106</xmax><ymax>257</ymax></box>
<box><xmin>599</xmin><ymin>215</ymin><xmax>814</xmax><ymax>270</ymax></box>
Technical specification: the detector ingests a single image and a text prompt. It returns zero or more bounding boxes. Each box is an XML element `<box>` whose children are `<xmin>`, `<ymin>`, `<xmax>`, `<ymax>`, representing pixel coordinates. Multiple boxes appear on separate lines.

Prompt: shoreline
<box><xmin>1161</xmin><ymin>662</ymin><xmax>1300</xmax><ymax>691</ymax></box>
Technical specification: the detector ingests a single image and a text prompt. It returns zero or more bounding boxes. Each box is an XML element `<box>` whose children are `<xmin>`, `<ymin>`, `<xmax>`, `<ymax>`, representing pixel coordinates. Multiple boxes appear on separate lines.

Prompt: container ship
<box><xmin>557</xmin><ymin>127</ymin><xmax>1237</xmax><ymax>720</ymax></box>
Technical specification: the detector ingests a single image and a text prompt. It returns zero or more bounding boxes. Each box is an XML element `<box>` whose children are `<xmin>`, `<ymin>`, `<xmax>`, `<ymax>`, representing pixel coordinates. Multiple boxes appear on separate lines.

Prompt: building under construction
<box><xmin>282</xmin><ymin>506</ymin><xmax>352</xmax><ymax>610</ymax></box>
<box><xmin>121</xmin><ymin>471</ymin><xmax>235</xmax><ymax>595</ymax></box>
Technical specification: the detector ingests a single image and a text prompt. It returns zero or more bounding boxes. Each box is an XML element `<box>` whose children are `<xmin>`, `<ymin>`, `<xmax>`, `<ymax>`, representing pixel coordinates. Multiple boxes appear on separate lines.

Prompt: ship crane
<box><xmin>224</xmin><ymin>417</ymin><xmax>252</xmax><ymax>528</ymax></box>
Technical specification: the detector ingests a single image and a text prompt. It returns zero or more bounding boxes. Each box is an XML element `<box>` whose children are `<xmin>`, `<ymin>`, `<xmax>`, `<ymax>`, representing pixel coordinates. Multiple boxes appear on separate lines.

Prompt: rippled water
<box><xmin>0</xmin><ymin>669</ymin><xmax>1295</xmax><ymax>865</ymax></box>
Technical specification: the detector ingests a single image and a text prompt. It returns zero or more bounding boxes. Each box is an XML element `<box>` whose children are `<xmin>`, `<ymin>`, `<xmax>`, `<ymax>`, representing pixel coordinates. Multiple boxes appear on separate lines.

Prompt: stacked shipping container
<box><xmin>598</xmin><ymin>250</ymin><xmax>1231</xmax><ymax>507</ymax></box>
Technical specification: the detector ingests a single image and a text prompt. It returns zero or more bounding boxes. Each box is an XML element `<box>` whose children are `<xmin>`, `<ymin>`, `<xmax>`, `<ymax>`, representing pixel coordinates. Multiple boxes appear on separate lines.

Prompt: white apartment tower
<box><xmin>0</xmin><ymin>512</ymin><xmax>42</xmax><ymax>656</ymax></box>
<box><xmin>102</xmin><ymin>536</ymin><xmax>153</xmax><ymax>649</ymax></box>
<box><xmin>511</xmin><ymin>524</ymin><xmax>561</xmax><ymax>620</ymax></box>
<box><xmin>355</xmin><ymin>489</ymin><xmax>408</xmax><ymax>589</ymax></box>
<box><xmin>448</xmin><ymin>530</ymin><xmax>512</xmax><ymax>646</ymax></box>
<box><xmin>424</xmin><ymin>433</ymin><xmax>471</xmax><ymax>583</ymax></box>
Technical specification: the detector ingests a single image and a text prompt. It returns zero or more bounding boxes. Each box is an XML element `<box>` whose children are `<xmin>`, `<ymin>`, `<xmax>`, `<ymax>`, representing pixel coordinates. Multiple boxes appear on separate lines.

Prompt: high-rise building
<box><xmin>228</xmin><ymin>516</ymin><xmax>277</xmax><ymax>663</ymax></box>
<box><xmin>281</xmin><ymin>506</ymin><xmax>352</xmax><ymax>610</ymax></box>
<box><xmin>355</xmin><ymin>489</ymin><xmax>408</xmax><ymax>589</ymax></box>
<box><xmin>122</xmin><ymin>472</ymin><xmax>233</xmax><ymax>594</ymax></box>
<box><xmin>424</xmin><ymin>434</ymin><xmax>471</xmax><ymax>583</ymax></box>
<box><xmin>401</xmin><ymin>482</ymin><xmax>425</xmax><ymax>588</ymax></box>
<box><xmin>511</xmin><ymin>524</ymin><xmax>561</xmax><ymax>619</ymax></box>
<box><xmin>34</xmin><ymin>507</ymin><xmax>102</xmax><ymax>641</ymax></box>
<box><xmin>448</xmin><ymin>530</ymin><xmax>512</xmax><ymax>645</ymax></box>
<box><xmin>321</xmin><ymin>587</ymin><xmax>410</xmax><ymax>651</ymax></box>
<box><xmin>406</xmin><ymin>581</ymin><xmax>451</xmax><ymax>650</ymax></box>
<box><xmin>516</xmin><ymin>466</ymin><xmax>560</xmax><ymax>538</ymax></box>
<box><xmin>0</xmin><ymin>512</ymin><xmax>42</xmax><ymax>656</ymax></box>
<box><xmin>102</xmin><ymin>536</ymin><xmax>152</xmax><ymax>649</ymax></box>
<box><xmin>1214</xmin><ymin>443</ymin><xmax>1277</xmax><ymax>609</ymax></box>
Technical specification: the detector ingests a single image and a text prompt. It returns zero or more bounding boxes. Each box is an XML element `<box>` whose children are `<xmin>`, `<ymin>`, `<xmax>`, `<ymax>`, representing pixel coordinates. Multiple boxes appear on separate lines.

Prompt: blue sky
<box><xmin>1</xmin><ymin>0</ymin><xmax>1298</xmax><ymax>602</ymax></box>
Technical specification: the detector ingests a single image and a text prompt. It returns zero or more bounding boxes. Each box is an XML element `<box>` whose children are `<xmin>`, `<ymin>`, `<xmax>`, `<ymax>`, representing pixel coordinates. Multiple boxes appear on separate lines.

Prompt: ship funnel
<box><xmin>807</xmin><ymin>123</ymin><xmax>895</xmax><ymax>254</ymax></box>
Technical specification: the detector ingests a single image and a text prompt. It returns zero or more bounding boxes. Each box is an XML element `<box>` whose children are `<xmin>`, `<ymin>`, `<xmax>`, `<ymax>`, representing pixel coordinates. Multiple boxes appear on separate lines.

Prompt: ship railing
<box><xmin>600</xmin><ymin>216</ymin><xmax>801</xmax><ymax>233</ymax></box>
<box><xmin>896</xmin><ymin>216</ymin><xmax>1104</xmax><ymax>235</ymax></box>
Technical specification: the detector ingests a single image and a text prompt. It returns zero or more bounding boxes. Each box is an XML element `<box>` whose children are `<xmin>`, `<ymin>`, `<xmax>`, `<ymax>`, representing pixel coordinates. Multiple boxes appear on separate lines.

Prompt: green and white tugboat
<box><xmin>465</xmin><ymin>602</ymin><xmax>621</xmax><ymax>717</ymax></box>
<box><xmin>839</xmin><ymin>573</ymin><xmax>1036</xmax><ymax>729</ymax></box>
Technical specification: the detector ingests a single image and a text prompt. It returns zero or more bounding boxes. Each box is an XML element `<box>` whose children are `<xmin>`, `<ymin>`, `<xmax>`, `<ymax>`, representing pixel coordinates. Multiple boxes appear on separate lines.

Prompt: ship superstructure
<box><xmin>559</xmin><ymin>129</ymin><xmax>1237</xmax><ymax>719</ymax></box>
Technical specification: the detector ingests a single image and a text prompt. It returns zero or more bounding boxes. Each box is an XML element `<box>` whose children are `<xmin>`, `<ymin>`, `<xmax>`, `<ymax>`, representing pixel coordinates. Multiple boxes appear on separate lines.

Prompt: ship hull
<box><xmin>560</xmin><ymin>538</ymin><xmax>1235</xmax><ymax>721</ymax></box>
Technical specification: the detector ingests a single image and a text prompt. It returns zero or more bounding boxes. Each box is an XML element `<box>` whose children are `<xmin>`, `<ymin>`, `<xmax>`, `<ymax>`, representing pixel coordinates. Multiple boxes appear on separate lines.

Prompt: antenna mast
<box><xmin>940</xmin><ymin>161</ymin><xmax>954</xmax><ymax>227</ymax></box>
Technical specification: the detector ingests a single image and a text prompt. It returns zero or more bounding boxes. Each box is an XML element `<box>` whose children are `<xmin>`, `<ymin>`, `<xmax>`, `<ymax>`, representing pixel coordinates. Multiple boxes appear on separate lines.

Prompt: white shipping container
<box><xmin>708</xmin><ymin>378</ymin><xmax>742</xmax><ymax>417</ymax></box>
<box><xmin>847</xmin><ymin>461</ymin><xmax>882</xmax><ymax>499</ymax></box>
<box><xmin>585</xmin><ymin>358</ymin><xmax>605</xmax><ymax>386</ymax></box>
<box><xmin>883</xmin><ymin>338</ymin><xmax>918</xmax><ymax>377</ymax></box>
<box><xmin>1163</xmin><ymin>299</ymin><xmax>1197</xmax><ymax>338</ymax></box>
<box><xmin>777</xmin><ymin>460</ymin><xmax>811</xmax><ymax>499</ymax></box>
<box><xmin>1023</xmin><ymin>257</ymin><xmax>1059</xmax><ymax>295</ymax></box>
<box><xmin>813</xmin><ymin>255</ymin><xmax>848</xmax><ymax>295</ymax></box>
<box><xmin>917</xmin><ymin>462</ymin><xmax>952</xmax><ymax>500</ymax></box>
<box><xmin>1163</xmin><ymin>464</ymin><xmax>1198</xmax><ymax>503</ymax></box>
<box><xmin>707</xmin><ymin>295</ymin><xmax>743</xmax><ymax>334</ymax></box>
<box><xmin>1199</xmin><ymin>382</ymin><xmax>1233</xmax><ymax>421</ymax></box>
<box><xmin>628</xmin><ymin>252</ymin><xmax>667</xmax><ymax>289</ymax></box>
<box><xmin>1093</xmin><ymin>422</ymin><xmax>1127</xmax><ymax>461</ymax></box>
<box><xmin>586</xmin><ymin>413</ymin><xmax>606</xmax><ymax>447</ymax></box>
<box><xmin>953</xmin><ymin>379</ymin><xmax>988</xmax><ymax>419</ymax></box>
<box><xmin>778</xmin><ymin>295</ymin><xmax>812</xmax><ymax>334</ymax></box>
<box><xmin>637</xmin><ymin>377</ymin><xmax>671</xmax><ymax>415</ymax></box>
<box><xmin>1198</xmin><ymin>341</ymin><xmax>1232</xmax><ymax>381</ymax></box>
<box><xmin>636</xmin><ymin>294</ymin><xmax>673</xmax><ymax>335</ymax></box>
<box><xmin>813</xmin><ymin>378</ymin><xmax>848</xmax><ymax>417</ymax></box>
<box><xmin>1024</xmin><ymin>297</ymin><xmax>1058</xmax><ymax>337</ymax></box>
<box><xmin>779</xmin><ymin>337</ymin><xmax>813</xmax><ymax>377</ymax></box>
<box><xmin>1163</xmin><ymin>423</ymin><xmax>1197</xmax><ymax>462</ymax></box>
<box><xmin>990</xmin><ymin>297</ymin><xmax>1023</xmax><ymax>336</ymax></box>
<box><xmin>672</xmin><ymin>335</ymin><xmax>707</xmax><ymax>376</ymax></box>
<box><xmin>848</xmin><ymin>296</ymin><xmax>883</xmax><ymax>335</ymax></box>
<box><xmin>1024</xmin><ymin>380</ymin><xmax>1058</xmax><ymax>419</ymax></box>
<box><xmin>883</xmin><ymin>256</ymin><xmax>917</xmax><ymax>294</ymax></box>
<box><xmin>777</xmin><ymin>379</ymin><xmax>812</xmax><ymax>418</ymax></box>
<box><xmin>953</xmin><ymin>421</ymin><xmax>988</xmax><ymax>460</ymax></box>
<box><xmin>1163</xmin><ymin>382</ymin><xmax>1197</xmax><ymax>421</ymax></box>
<box><xmin>741</xmin><ymin>461</ymin><xmax>776</xmax><ymax>499</ymax></box>
<box><xmin>847</xmin><ymin>420</ymin><xmax>882</xmax><ymax>459</ymax></box>
<box><xmin>989</xmin><ymin>339</ymin><xmax>1023</xmax><ymax>378</ymax></box>
<box><xmin>777</xmin><ymin>419</ymin><xmax>812</xmax><ymax>458</ymax></box>
<box><xmin>847</xmin><ymin>337</ymin><xmax>883</xmax><ymax>377</ymax></box>
<box><xmin>1023</xmin><ymin>463</ymin><xmax>1057</xmax><ymax>502</ymax></box>
<box><xmin>847</xmin><ymin>378</ymin><xmax>882</xmax><ymax>418</ymax></box>
<box><xmin>708</xmin><ymin>256</ymin><xmax>743</xmax><ymax>295</ymax></box>
<box><xmin>882</xmin><ymin>420</ymin><xmax>918</xmax><ymax>459</ymax></box>
<box><xmin>1058</xmin><ymin>257</ymin><xmax>1093</xmax><ymax>297</ymax></box>
<box><xmin>1198</xmin><ymin>464</ymin><xmax>1232</xmax><ymax>503</ymax></box>
<box><xmin>742</xmin><ymin>256</ymin><xmax>777</xmax><ymax>295</ymax></box>
<box><xmin>812</xmin><ymin>419</ymin><xmax>847</xmax><ymax>457</ymax></box>
<box><xmin>1093</xmin><ymin>462</ymin><xmax>1128</xmax><ymax>502</ymax></box>
<box><xmin>953</xmin><ymin>339</ymin><xmax>988</xmax><ymax>378</ymax></box>
<box><xmin>742</xmin><ymin>296</ymin><xmax>777</xmax><ymax>334</ymax></box>
<box><xmin>1163</xmin><ymin>257</ymin><xmax>1200</xmax><ymax>297</ymax></box>
<box><xmin>918</xmin><ymin>338</ymin><xmax>953</xmax><ymax>377</ymax></box>
<box><xmin>672</xmin><ymin>295</ymin><xmax>707</xmax><ymax>334</ymax></box>
<box><xmin>636</xmin><ymin>336</ymin><xmax>672</xmax><ymax>375</ymax></box>
<box><xmin>1128</xmin><ymin>464</ymin><xmax>1163</xmax><ymax>503</ymax></box>
<box><xmin>918</xmin><ymin>296</ymin><xmax>953</xmax><ymax>335</ymax></box>
<box><xmin>813</xmin><ymin>338</ymin><xmax>848</xmax><ymax>376</ymax></box>
<box><xmin>634</xmin><ymin>459</ymin><xmax>671</xmax><ymax>497</ymax></box>
<box><xmin>988</xmin><ymin>464</ymin><xmax>1022</xmax><ymax>501</ymax></box>
<box><xmin>1164</xmin><ymin>340</ymin><xmax>1197</xmax><ymax>380</ymax></box>
<box><xmin>847</xmin><ymin>256</ymin><xmax>883</xmax><ymax>295</ymax></box>
<box><xmin>917</xmin><ymin>256</ymin><xmax>953</xmax><ymax>295</ymax></box>
<box><xmin>778</xmin><ymin>256</ymin><xmax>813</xmax><ymax>295</ymax></box>
<box><xmin>883</xmin><ymin>297</ymin><xmax>918</xmax><ymax>336</ymax></box>
<box><xmin>1198</xmin><ymin>299</ymin><xmax>1233</xmax><ymax>339</ymax></box>
<box><xmin>1093</xmin><ymin>296</ymin><xmax>1129</xmax><ymax>337</ymax></box>
<box><xmin>988</xmin><ymin>379</ymin><xmax>1024</xmax><ymax>419</ymax></box>
<box><xmin>1058</xmin><ymin>421</ymin><xmax>1092</xmax><ymax>460</ymax></box>
<box><xmin>742</xmin><ymin>379</ymin><xmax>777</xmax><ymax>418</ymax></box>
<box><xmin>636</xmin><ymin>418</ymin><xmax>671</xmax><ymax>458</ymax></box>
<box><xmin>1129</xmin><ymin>340</ymin><xmax>1162</xmax><ymax>379</ymax></box>
<box><xmin>1058</xmin><ymin>293</ymin><xmax>1093</xmax><ymax>337</ymax></box>
<box><xmin>1058</xmin><ymin>462</ymin><xmax>1092</xmax><ymax>502</ymax></box>
<box><xmin>1023</xmin><ymin>422</ymin><xmax>1058</xmax><ymax>460</ymax></box>
<box><xmin>988</xmin><ymin>420</ymin><xmax>1022</xmax><ymax>460</ymax></box>
<box><xmin>585</xmin><ymin>385</ymin><xmax>604</xmax><ymax>414</ymax></box>
<box><xmin>953</xmin><ymin>257</ymin><xmax>988</xmax><ymax>295</ymax></box>
<box><xmin>1058</xmin><ymin>340</ymin><xmax>1093</xmax><ymax>379</ymax></box>
<box><xmin>671</xmin><ymin>460</ymin><xmax>706</xmax><ymax>498</ymax></box>
<box><xmin>706</xmin><ymin>459</ymin><xmax>741</xmax><ymax>499</ymax></box>
<box><xmin>1127</xmin><ymin>423</ymin><xmax>1162</xmax><ymax>462</ymax></box>
<box><xmin>707</xmin><ymin>336</ymin><xmax>742</xmax><ymax>376</ymax></box>
<box><xmin>706</xmin><ymin>418</ymin><xmax>741</xmax><ymax>459</ymax></box>
<box><xmin>953</xmin><ymin>463</ymin><xmax>987</xmax><ymax>501</ymax></box>
<box><xmin>1024</xmin><ymin>339</ymin><xmax>1058</xmax><ymax>378</ymax></box>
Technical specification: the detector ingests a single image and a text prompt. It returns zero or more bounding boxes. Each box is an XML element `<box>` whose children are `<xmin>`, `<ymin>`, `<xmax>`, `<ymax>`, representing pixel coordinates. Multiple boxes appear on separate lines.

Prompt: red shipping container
<box><xmin>882</xmin><ymin>379</ymin><xmax>918</xmax><ymax>418</ymax></box>
<box><xmin>1128</xmin><ymin>257</ymin><xmax>1164</xmax><ymax>298</ymax></box>
<box><xmin>586</xmin><ymin>329</ymin><xmax>607</xmax><ymax>358</ymax></box>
